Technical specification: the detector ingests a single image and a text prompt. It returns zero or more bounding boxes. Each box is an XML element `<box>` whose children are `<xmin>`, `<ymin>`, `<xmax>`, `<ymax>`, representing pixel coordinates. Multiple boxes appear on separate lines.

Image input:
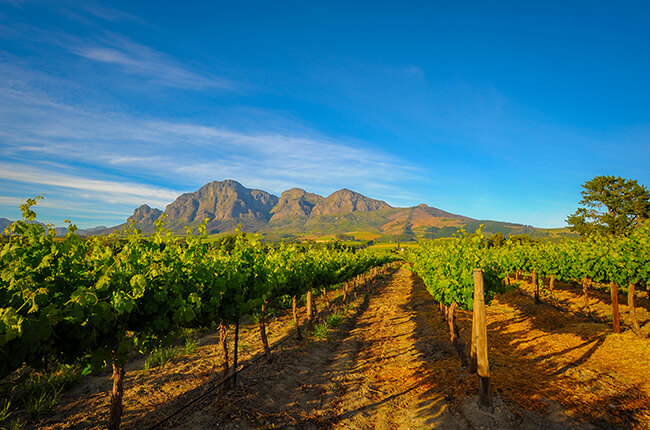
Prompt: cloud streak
<box><xmin>68</xmin><ymin>35</ymin><xmax>234</xmax><ymax>90</ymax></box>
<box><xmin>0</xmin><ymin>64</ymin><xmax>419</xmax><ymax>201</ymax></box>
<box><xmin>0</xmin><ymin>163</ymin><xmax>182</xmax><ymax>208</ymax></box>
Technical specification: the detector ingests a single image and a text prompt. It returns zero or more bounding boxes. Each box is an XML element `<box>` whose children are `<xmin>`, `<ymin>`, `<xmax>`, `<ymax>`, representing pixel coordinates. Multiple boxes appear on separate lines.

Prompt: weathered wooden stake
<box><xmin>473</xmin><ymin>269</ymin><xmax>493</xmax><ymax>411</ymax></box>
<box><xmin>470</xmin><ymin>297</ymin><xmax>478</xmax><ymax>373</ymax></box>
<box><xmin>610</xmin><ymin>282</ymin><xmax>621</xmax><ymax>334</ymax></box>
<box><xmin>108</xmin><ymin>351</ymin><xmax>125</xmax><ymax>430</ymax></box>
<box><xmin>582</xmin><ymin>277</ymin><xmax>591</xmax><ymax>318</ymax></box>
<box><xmin>259</xmin><ymin>303</ymin><xmax>271</xmax><ymax>360</ymax></box>
<box><xmin>232</xmin><ymin>317</ymin><xmax>240</xmax><ymax>389</ymax></box>
<box><xmin>322</xmin><ymin>286</ymin><xmax>331</xmax><ymax>309</ymax></box>
<box><xmin>447</xmin><ymin>302</ymin><xmax>468</xmax><ymax>367</ymax></box>
<box><xmin>306</xmin><ymin>288</ymin><xmax>314</xmax><ymax>331</ymax></box>
<box><xmin>549</xmin><ymin>275</ymin><xmax>555</xmax><ymax>295</ymax></box>
<box><xmin>343</xmin><ymin>281</ymin><xmax>349</xmax><ymax>303</ymax></box>
<box><xmin>219</xmin><ymin>321</ymin><xmax>229</xmax><ymax>376</ymax></box>
<box><xmin>628</xmin><ymin>283</ymin><xmax>641</xmax><ymax>334</ymax></box>
<box><xmin>292</xmin><ymin>295</ymin><xmax>302</xmax><ymax>340</ymax></box>
<box><xmin>532</xmin><ymin>269</ymin><xmax>539</xmax><ymax>304</ymax></box>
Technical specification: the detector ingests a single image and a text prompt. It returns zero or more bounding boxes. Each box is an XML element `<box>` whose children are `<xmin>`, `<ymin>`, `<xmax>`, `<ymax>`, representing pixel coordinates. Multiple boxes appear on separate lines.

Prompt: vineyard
<box><xmin>408</xmin><ymin>223</ymin><xmax>650</xmax><ymax>335</ymax></box>
<box><xmin>0</xmin><ymin>199</ymin><xmax>395</xmax><ymax>429</ymax></box>
<box><xmin>1</xmin><ymin>199</ymin><xmax>650</xmax><ymax>429</ymax></box>
<box><xmin>407</xmin><ymin>223</ymin><xmax>650</xmax><ymax>428</ymax></box>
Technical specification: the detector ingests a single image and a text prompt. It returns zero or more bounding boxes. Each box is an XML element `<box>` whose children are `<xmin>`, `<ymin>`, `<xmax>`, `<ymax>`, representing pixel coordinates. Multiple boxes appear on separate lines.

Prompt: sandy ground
<box><xmin>29</xmin><ymin>264</ymin><xmax>650</xmax><ymax>429</ymax></box>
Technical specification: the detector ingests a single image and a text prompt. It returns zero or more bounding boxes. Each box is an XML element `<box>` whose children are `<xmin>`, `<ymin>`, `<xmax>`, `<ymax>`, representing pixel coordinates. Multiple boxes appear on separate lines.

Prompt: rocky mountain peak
<box><xmin>128</xmin><ymin>205</ymin><xmax>163</xmax><ymax>224</ymax></box>
<box><xmin>163</xmin><ymin>179</ymin><xmax>279</xmax><ymax>225</ymax></box>
<box><xmin>310</xmin><ymin>188</ymin><xmax>391</xmax><ymax>217</ymax></box>
<box><xmin>270</xmin><ymin>188</ymin><xmax>324</xmax><ymax>220</ymax></box>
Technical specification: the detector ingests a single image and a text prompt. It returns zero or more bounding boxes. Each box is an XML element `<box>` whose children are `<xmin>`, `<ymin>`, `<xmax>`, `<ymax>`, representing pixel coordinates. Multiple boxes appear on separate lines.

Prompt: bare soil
<box><xmin>29</xmin><ymin>264</ymin><xmax>650</xmax><ymax>429</ymax></box>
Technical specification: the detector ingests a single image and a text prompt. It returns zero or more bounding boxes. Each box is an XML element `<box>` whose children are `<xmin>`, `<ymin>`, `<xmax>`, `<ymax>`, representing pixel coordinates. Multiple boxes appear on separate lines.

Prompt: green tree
<box><xmin>567</xmin><ymin>175</ymin><xmax>650</xmax><ymax>236</ymax></box>
<box><xmin>486</xmin><ymin>232</ymin><xmax>506</xmax><ymax>248</ymax></box>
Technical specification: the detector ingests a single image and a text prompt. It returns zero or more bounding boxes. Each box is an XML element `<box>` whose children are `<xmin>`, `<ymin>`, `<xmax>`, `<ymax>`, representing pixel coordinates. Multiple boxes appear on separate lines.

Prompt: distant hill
<box><xmin>1</xmin><ymin>180</ymin><xmax>574</xmax><ymax>241</ymax></box>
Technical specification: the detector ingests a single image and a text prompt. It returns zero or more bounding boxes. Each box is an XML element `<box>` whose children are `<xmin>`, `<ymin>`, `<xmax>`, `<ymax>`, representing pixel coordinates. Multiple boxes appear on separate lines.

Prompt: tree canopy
<box><xmin>567</xmin><ymin>175</ymin><xmax>650</xmax><ymax>237</ymax></box>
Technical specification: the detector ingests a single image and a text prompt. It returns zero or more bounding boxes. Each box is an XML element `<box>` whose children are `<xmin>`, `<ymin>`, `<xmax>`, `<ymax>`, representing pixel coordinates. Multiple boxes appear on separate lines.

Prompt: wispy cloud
<box><xmin>0</xmin><ymin>163</ymin><xmax>181</xmax><ymax>208</ymax></box>
<box><xmin>0</xmin><ymin>20</ymin><xmax>234</xmax><ymax>92</ymax></box>
<box><xmin>0</xmin><ymin>64</ymin><xmax>419</xmax><ymax>203</ymax></box>
<box><xmin>68</xmin><ymin>34</ymin><xmax>234</xmax><ymax>90</ymax></box>
<box><xmin>0</xmin><ymin>195</ymin><xmax>129</xmax><ymax>216</ymax></box>
<box><xmin>0</xmin><ymin>24</ymin><xmax>422</xmax><ymax>226</ymax></box>
<box><xmin>78</xmin><ymin>3</ymin><xmax>142</xmax><ymax>23</ymax></box>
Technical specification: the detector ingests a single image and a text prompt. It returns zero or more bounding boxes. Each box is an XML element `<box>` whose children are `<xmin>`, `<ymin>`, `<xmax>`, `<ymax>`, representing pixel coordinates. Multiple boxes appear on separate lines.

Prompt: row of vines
<box><xmin>406</xmin><ymin>221</ymin><xmax>650</xmax><ymax>362</ymax></box>
<box><xmin>408</xmin><ymin>221</ymin><xmax>650</xmax><ymax>339</ymax></box>
<box><xmin>0</xmin><ymin>198</ymin><xmax>395</xmax><ymax>429</ymax></box>
<box><xmin>407</xmin><ymin>222</ymin><xmax>650</xmax><ymax>410</ymax></box>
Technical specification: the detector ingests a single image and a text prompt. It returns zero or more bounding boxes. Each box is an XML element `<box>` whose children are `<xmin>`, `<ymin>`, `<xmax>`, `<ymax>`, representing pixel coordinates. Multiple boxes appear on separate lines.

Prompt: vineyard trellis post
<box><xmin>549</xmin><ymin>275</ymin><xmax>555</xmax><ymax>299</ymax></box>
<box><xmin>582</xmin><ymin>277</ymin><xmax>591</xmax><ymax>318</ymax></box>
<box><xmin>470</xmin><ymin>302</ymin><xmax>478</xmax><ymax>373</ymax></box>
<box><xmin>108</xmin><ymin>351</ymin><xmax>125</xmax><ymax>430</ymax></box>
<box><xmin>292</xmin><ymin>295</ymin><xmax>303</xmax><ymax>340</ymax></box>
<box><xmin>306</xmin><ymin>288</ymin><xmax>314</xmax><ymax>332</ymax></box>
<box><xmin>219</xmin><ymin>322</ymin><xmax>229</xmax><ymax>376</ymax></box>
<box><xmin>628</xmin><ymin>283</ymin><xmax>641</xmax><ymax>334</ymax></box>
<box><xmin>610</xmin><ymin>282</ymin><xmax>621</xmax><ymax>334</ymax></box>
<box><xmin>472</xmin><ymin>269</ymin><xmax>493</xmax><ymax>411</ymax></box>
<box><xmin>232</xmin><ymin>317</ymin><xmax>240</xmax><ymax>389</ymax></box>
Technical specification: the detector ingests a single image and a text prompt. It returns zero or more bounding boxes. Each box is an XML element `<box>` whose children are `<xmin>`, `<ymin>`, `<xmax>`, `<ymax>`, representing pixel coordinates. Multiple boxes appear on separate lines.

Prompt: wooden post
<box><xmin>219</xmin><ymin>321</ymin><xmax>229</xmax><ymax>377</ymax></box>
<box><xmin>532</xmin><ymin>269</ymin><xmax>539</xmax><ymax>304</ymax></box>
<box><xmin>259</xmin><ymin>303</ymin><xmax>271</xmax><ymax>360</ymax></box>
<box><xmin>610</xmin><ymin>282</ymin><xmax>621</xmax><ymax>334</ymax></box>
<box><xmin>447</xmin><ymin>302</ymin><xmax>468</xmax><ymax>367</ymax></box>
<box><xmin>470</xmin><ymin>297</ymin><xmax>478</xmax><ymax>373</ymax></box>
<box><xmin>473</xmin><ymin>269</ymin><xmax>493</xmax><ymax>411</ymax></box>
<box><xmin>232</xmin><ymin>317</ymin><xmax>240</xmax><ymax>389</ymax></box>
<box><xmin>108</xmin><ymin>351</ymin><xmax>125</xmax><ymax>430</ymax></box>
<box><xmin>343</xmin><ymin>281</ymin><xmax>349</xmax><ymax>303</ymax></box>
<box><xmin>306</xmin><ymin>288</ymin><xmax>313</xmax><ymax>331</ymax></box>
<box><xmin>582</xmin><ymin>277</ymin><xmax>591</xmax><ymax>318</ymax></box>
<box><xmin>322</xmin><ymin>286</ymin><xmax>331</xmax><ymax>309</ymax></box>
<box><xmin>628</xmin><ymin>283</ymin><xmax>641</xmax><ymax>334</ymax></box>
<box><xmin>550</xmin><ymin>275</ymin><xmax>555</xmax><ymax>294</ymax></box>
<box><xmin>292</xmin><ymin>295</ymin><xmax>302</xmax><ymax>340</ymax></box>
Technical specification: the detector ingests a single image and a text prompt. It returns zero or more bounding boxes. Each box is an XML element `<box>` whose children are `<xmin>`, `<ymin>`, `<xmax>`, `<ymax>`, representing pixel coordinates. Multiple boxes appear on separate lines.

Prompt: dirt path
<box><xmin>164</xmin><ymin>265</ymin><xmax>464</xmax><ymax>429</ymax></box>
<box><xmin>163</xmin><ymin>266</ymin><xmax>596</xmax><ymax>429</ymax></box>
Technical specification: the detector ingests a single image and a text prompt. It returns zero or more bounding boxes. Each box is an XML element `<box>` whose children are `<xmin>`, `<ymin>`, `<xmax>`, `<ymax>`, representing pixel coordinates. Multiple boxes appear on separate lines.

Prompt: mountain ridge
<box><xmin>1</xmin><ymin>180</ymin><xmax>571</xmax><ymax>241</ymax></box>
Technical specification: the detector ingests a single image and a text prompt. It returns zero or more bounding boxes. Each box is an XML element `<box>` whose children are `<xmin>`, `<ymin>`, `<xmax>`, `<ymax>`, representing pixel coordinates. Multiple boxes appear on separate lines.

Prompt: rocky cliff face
<box><xmin>163</xmin><ymin>180</ymin><xmax>278</xmax><ymax>224</ymax></box>
<box><xmin>310</xmin><ymin>189</ymin><xmax>391</xmax><ymax>216</ymax></box>
<box><xmin>127</xmin><ymin>205</ymin><xmax>163</xmax><ymax>224</ymax></box>
<box><xmin>270</xmin><ymin>188</ymin><xmax>324</xmax><ymax>220</ymax></box>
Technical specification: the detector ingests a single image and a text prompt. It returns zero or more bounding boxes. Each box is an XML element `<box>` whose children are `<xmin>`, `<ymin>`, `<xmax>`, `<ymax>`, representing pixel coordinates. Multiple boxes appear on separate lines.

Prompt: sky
<box><xmin>0</xmin><ymin>1</ymin><xmax>648</xmax><ymax>228</ymax></box>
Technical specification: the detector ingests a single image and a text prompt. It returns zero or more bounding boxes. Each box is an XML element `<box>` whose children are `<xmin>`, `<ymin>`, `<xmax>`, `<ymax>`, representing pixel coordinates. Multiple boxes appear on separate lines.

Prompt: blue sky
<box><xmin>0</xmin><ymin>1</ymin><xmax>648</xmax><ymax>228</ymax></box>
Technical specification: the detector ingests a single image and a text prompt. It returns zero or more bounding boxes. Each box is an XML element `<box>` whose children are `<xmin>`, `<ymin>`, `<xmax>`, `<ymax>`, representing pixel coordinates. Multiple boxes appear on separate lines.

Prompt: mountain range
<box><xmin>55</xmin><ymin>179</ymin><xmax>567</xmax><ymax>242</ymax></box>
<box><xmin>0</xmin><ymin>180</ymin><xmax>571</xmax><ymax>241</ymax></box>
